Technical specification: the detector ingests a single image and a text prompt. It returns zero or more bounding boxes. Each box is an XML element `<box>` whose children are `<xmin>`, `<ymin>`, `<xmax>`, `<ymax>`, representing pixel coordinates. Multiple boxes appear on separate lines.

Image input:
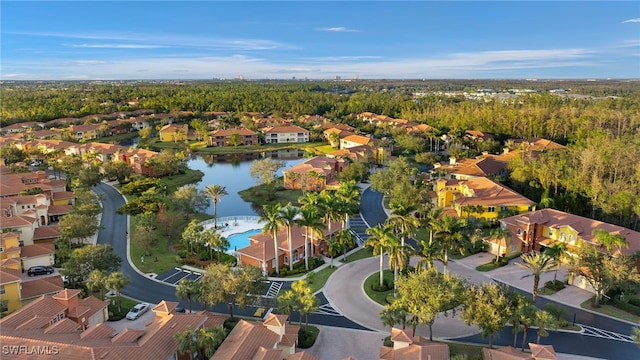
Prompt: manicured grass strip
<box><xmin>580</xmin><ymin>298</ymin><xmax>640</xmax><ymax>323</ymax></box>
<box><xmin>308</xmin><ymin>266</ymin><xmax>338</xmax><ymax>294</ymax></box>
<box><xmin>363</xmin><ymin>269</ymin><xmax>395</xmax><ymax>306</ymax></box>
<box><xmin>476</xmin><ymin>262</ymin><xmax>503</xmax><ymax>272</ymax></box>
<box><xmin>107</xmin><ymin>296</ymin><xmax>139</xmax><ymax>321</ymax></box>
<box><xmin>340</xmin><ymin>247</ymin><xmax>373</xmax><ymax>263</ymax></box>
<box><xmin>130</xmin><ymin>215</ymin><xmax>181</xmax><ymax>275</ymax></box>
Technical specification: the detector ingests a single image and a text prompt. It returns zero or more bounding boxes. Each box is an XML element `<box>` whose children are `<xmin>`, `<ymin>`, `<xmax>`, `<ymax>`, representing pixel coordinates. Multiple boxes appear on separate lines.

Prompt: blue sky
<box><xmin>2</xmin><ymin>1</ymin><xmax>639</xmax><ymax>80</ymax></box>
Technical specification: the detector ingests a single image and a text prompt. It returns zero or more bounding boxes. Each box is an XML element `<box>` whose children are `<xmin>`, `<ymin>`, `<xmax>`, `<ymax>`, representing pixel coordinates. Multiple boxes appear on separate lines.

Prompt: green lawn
<box><xmin>129</xmin><ymin>215</ymin><xmax>183</xmax><ymax>274</ymax></box>
<box><xmin>340</xmin><ymin>247</ymin><xmax>373</xmax><ymax>263</ymax></box>
<box><xmin>308</xmin><ymin>266</ymin><xmax>339</xmax><ymax>294</ymax></box>
<box><xmin>580</xmin><ymin>298</ymin><xmax>640</xmax><ymax>323</ymax></box>
<box><xmin>107</xmin><ymin>296</ymin><xmax>139</xmax><ymax>321</ymax></box>
<box><xmin>159</xmin><ymin>168</ymin><xmax>205</xmax><ymax>192</ymax></box>
<box><xmin>363</xmin><ymin>269</ymin><xmax>395</xmax><ymax>306</ymax></box>
<box><xmin>447</xmin><ymin>341</ymin><xmax>484</xmax><ymax>360</ymax></box>
<box><xmin>238</xmin><ymin>178</ymin><xmax>303</xmax><ymax>207</ymax></box>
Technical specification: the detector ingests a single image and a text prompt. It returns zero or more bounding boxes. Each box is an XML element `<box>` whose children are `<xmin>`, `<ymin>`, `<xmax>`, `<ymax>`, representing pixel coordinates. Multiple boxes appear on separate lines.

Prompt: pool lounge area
<box><xmin>201</xmin><ymin>216</ymin><xmax>264</xmax><ymax>253</ymax></box>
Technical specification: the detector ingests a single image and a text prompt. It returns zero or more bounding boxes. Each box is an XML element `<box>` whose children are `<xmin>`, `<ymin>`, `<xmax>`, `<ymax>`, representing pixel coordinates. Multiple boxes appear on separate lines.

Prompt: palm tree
<box><xmin>298</xmin><ymin>190</ymin><xmax>321</xmax><ymax>210</ymax></box>
<box><xmin>106</xmin><ymin>272</ymin><xmax>130</xmax><ymax>312</ymax></box>
<box><xmin>87</xmin><ymin>270</ymin><xmax>107</xmax><ymax>299</ymax></box>
<box><xmin>176</xmin><ymin>279</ymin><xmax>200</xmax><ymax>313</ymax></box>
<box><xmin>293</xmin><ymin>280</ymin><xmax>319</xmax><ymax>329</ymax></box>
<box><xmin>431</xmin><ymin>215</ymin><xmax>469</xmax><ymax>274</ymax></box>
<box><xmin>386</xmin><ymin>200</ymin><xmax>419</xmax><ymax>248</ymax></box>
<box><xmin>204</xmin><ymin>184</ymin><xmax>228</xmax><ymax>228</ymax></box>
<box><xmin>544</xmin><ymin>243</ymin><xmax>567</xmax><ymax>283</ymax></box>
<box><xmin>534</xmin><ymin>310</ymin><xmax>558</xmax><ymax>344</ymax></box>
<box><xmin>490</xmin><ymin>226</ymin><xmax>512</xmax><ymax>262</ymax></box>
<box><xmin>280</xmin><ymin>203</ymin><xmax>301</xmax><ymax>271</ymax></box>
<box><xmin>415</xmin><ymin>238</ymin><xmax>441</xmax><ymax>273</ymax></box>
<box><xmin>417</xmin><ymin>205</ymin><xmax>444</xmax><ymax>247</ymax></box>
<box><xmin>365</xmin><ymin>224</ymin><xmax>395</xmax><ymax>287</ymax></box>
<box><xmin>197</xmin><ymin>326</ymin><xmax>227</xmax><ymax>358</ymax></box>
<box><xmin>297</xmin><ymin>206</ymin><xmax>325</xmax><ymax>269</ymax></box>
<box><xmin>335</xmin><ymin>228</ymin><xmax>356</xmax><ymax>261</ymax></box>
<box><xmin>387</xmin><ymin>236</ymin><xmax>408</xmax><ymax>296</ymax></box>
<box><xmin>516</xmin><ymin>252</ymin><xmax>557</xmax><ymax>302</ymax></box>
<box><xmin>592</xmin><ymin>228</ymin><xmax>629</xmax><ymax>255</ymax></box>
<box><xmin>320</xmin><ymin>191</ymin><xmax>342</xmax><ymax>244</ymax></box>
<box><xmin>260</xmin><ymin>203</ymin><xmax>284</xmax><ymax>276</ymax></box>
<box><xmin>175</xmin><ymin>327</ymin><xmax>199</xmax><ymax>359</ymax></box>
<box><xmin>336</xmin><ymin>179</ymin><xmax>361</xmax><ymax>229</ymax></box>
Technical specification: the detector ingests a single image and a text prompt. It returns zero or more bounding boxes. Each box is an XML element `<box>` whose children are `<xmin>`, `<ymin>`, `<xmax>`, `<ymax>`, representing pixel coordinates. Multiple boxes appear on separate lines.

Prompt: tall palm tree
<box><xmin>197</xmin><ymin>326</ymin><xmax>227</xmax><ymax>359</ymax></box>
<box><xmin>280</xmin><ymin>203</ymin><xmax>300</xmax><ymax>271</ymax></box>
<box><xmin>204</xmin><ymin>184</ymin><xmax>228</xmax><ymax>228</ymax></box>
<box><xmin>260</xmin><ymin>203</ymin><xmax>284</xmax><ymax>276</ymax></box>
<box><xmin>414</xmin><ymin>238</ymin><xmax>441</xmax><ymax>273</ymax></box>
<box><xmin>176</xmin><ymin>278</ymin><xmax>200</xmax><ymax>313</ymax></box>
<box><xmin>516</xmin><ymin>252</ymin><xmax>557</xmax><ymax>302</ymax></box>
<box><xmin>175</xmin><ymin>327</ymin><xmax>199</xmax><ymax>359</ymax></box>
<box><xmin>387</xmin><ymin>236</ymin><xmax>408</xmax><ymax>296</ymax></box>
<box><xmin>335</xmin><ymin>228</ymin><xmax>356</xmax><ymax>261</ymax></box>
<box><xmin>386</xmin><ymin>200</ymin><xmax>419</xmax><ymax>248</ymax></box>
<box><xmin>298</xmin><ymin>191</ymin><xmax>321</xmax><ymax>210</ymax></box>
<box><xmin>320</xmin><ymin>190</ymin><xmax>342</xmax><ymax>244</ymax></box>
<box><xmin>417</xmin><ymin>205</ymin><xmax>444</xmax><ymax>247</ymax></box>
<box><xmin>431</xmin><ymin>215</ymin><xmax>469</xmax><ymax>274</ymax></box>
<box><xmin>365</xmin><ymin>224</ymin><xmax>395</xmax><ymax>288</ymax></box>
<box><xmin>490</xmin><ymin>226</ymin><xmax>512</xmax><ymax>262</ymax></box>
<box><xmin>336</xmin><ymin>179</ymin><xmax>361</xmax><ymax>229</ymax></box>
<box><xmin>592</xmin><ymin>228</ymin><xmax>629</xmax><ymax>255</ymax></box>
<box><xmin>534</xmin><ymin>310</ymin><xmax>558</xmax><ymax>344</ymax></box>
<box><xmin>544</xmin><ymin>243</ymin><xmax>567</xmax><ymax>282</ymax></box>
<box><xmin>297</xmin><ymin>207</ymin><xmax>325</xmax><ymax>269</ymax></box>
<box><xmin>87</xmin><ymin>269</ymin><xmax>107</xmax><ymax>299</ymax></box>
<box><xmin>106</xmin><ymin>272</ymin><xmax>130</xmax><ymax>312</ymax></box>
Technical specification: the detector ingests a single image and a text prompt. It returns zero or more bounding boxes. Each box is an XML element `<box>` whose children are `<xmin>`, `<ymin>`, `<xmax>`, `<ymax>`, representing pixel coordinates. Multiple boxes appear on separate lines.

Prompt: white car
<box><xmin>125</xmin><ymin>303</ymin><xmax>150</xmax><ymax>320</ymax></box>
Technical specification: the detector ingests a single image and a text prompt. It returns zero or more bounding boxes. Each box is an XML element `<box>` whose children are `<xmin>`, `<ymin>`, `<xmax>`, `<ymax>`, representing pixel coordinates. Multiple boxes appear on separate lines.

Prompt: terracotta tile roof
<box><xmin>251</xmin><ymin>346</ymin><xmax>282</xmax><ymax>360</ymax></box>
<box><xmin>455</xmin><ymin>177</ymin><xmax>536</xmax><ymax>207</ymax></box>
<box><xmin>380</xmin><ymin>329</ymin><xmax>450</xmax><ymax>360</ymax></box>
<box><xmin>528</xmin><ymin>343</ymin><xmax>558</xmax><ymax>359</ymax></box>
<box><xmin>262</xmin><ymin>125</ymin><xmax>308</xmax><ymax>134</ymax></box>
<box><xmin>341</xmin><ymin>134</ymin><xmax>373</xmax><ymax>146</ymax></box>
<box><xmin>53</xmin><ymin>289</ymin><xmax>82</xmax><ymax>301</ymax></box>
<box><xmin>111</xmin><ymin>328</ymin><xmax>146</xmax><ymax>344</ymax></box>
<box><xmin>1</xmin><ymin>296</ymin><xmax>67</xmax><ymax>328</ymax></box>
<box><xmin>287</xmin><ymin>351</ymin><xmax>320</xmax><ymax>360</ymax></box>
<box><xmin>210</xmin><ymin>319</ymin><xmax>280</xmax><ymax>360</ymax></box>
<box><xmin>201</xmin><ymin>312</ymin><xmax>227</xmax><ymax>328</ymax></box>
<box><xmin>211</xmin><ymin>128</ymin><xmax>257</xmax><ymax>136</ymax></box>
<box><xmin>0</xmin><ymin>258</ymin><xmax>21</xmax><ymax>267</ymax></box>
<box><xmin>21</xmin><ymin>242</ymin><xmax>55</xmax><ymax>257</ymax></box>
<box><xmin>52</xmin><ymin>191</ymin><xmax>75</xmax><ymax>201</ymax></box>
<box><xmin>33</xmin><ymin>225</ymin><xmax>62</xmax><ymax>240</ymax></box>
<box><xmin>80</xmin><ymin>322</ymin><xmax>117</xmax><ymax>339</ymax></box>
<box><xmin>263</xmin><ymin>313</ymin><xmax>288</xmax><ymax>328</ymax></box>
<box><xmin>21</xmin><ymin>276</ymin><xmax>64</xmax><ymax>299</ymax></box>
<box><xmin>152</xmin><ymin>300</ymin><xmax>178</xmax><ymax>315</ymax></box>
<box><xmin>481</xmin><ymin>346</ymin><xmax>532</xmax><ymax>359</ymax></box>
<box><xmin>501</xmin><ymin>209</ymin><xmax>640</xmax><ymax>256</ymax></box>
<box><xmin>44</xmin><ymin>318</ymin><xmax>82</xmax><ymax>333</ymax></box>
<box><xmin>0</xmin><ymin>267</ymin><xmax>22</xmax><ymax>284</ymax></box>
<box><xmin>0</xmin><ymin>215</ymin><xmax>37</xmax><ymax>228</ymax></box>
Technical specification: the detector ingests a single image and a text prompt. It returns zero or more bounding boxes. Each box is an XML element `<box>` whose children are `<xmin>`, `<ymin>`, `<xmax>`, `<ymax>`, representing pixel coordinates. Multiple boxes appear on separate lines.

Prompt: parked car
<box><xmin>126</xmin><ymin>303</ymin><xmax>150</xmax><ymax>320</ymax></box>
<box><xmin>175</xmin><ymin>306</ymin><xmax>186</xmax><ymax>313</ymax></box>
<box><xmin>27</xmin><ymin>266</ymin><xmax>54</xmax><ymax>276</ymax></box>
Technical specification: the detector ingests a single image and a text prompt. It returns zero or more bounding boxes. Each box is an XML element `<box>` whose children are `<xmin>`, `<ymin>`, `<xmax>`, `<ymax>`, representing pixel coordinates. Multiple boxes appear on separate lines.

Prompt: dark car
<box><xmin>27</xmin><ymin>266</ymin><xmax>54</xmax><ymax>276</ymax></box>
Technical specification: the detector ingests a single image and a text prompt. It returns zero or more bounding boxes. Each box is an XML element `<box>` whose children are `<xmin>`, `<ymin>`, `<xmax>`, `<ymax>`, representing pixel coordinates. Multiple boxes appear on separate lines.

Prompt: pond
<box><xmin>187</xmin><ymin>149</ymin><xmax>305</xmax><ymax>217</ymax></box>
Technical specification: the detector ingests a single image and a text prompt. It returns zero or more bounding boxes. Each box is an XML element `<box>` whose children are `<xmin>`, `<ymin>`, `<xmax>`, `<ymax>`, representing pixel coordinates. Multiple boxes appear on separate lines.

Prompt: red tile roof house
<box><xmin>379</xmin><ymin>328</ymin><xmax>449</xmax><ymax>360</ymax></box>
<box><xmin>0</xmin><ymin>121</ymin><xmax>45</xmax><ymax>134</ymax></box>
<box><xmin>237</xmin><ymin>220</ymin><xmax>342</xmax><ymax>275</ymax></box>
<box><xmin>262</xmin><ymin>125</ymin><xmax>310</xmax><ymax>144</ymax></box>
<box><xmin>0</xmin><ymin>295</ymin><xmax>220</xmax><ymax>360</ymax></box>
<box><xmin>432</xmin><ymin>156</ymin><xmax>509</xmax><ymax>180</ymax></box>
<box><xmin>283</xmin><ymin>156</ymin><xmax>348</xmax><ymax>192</ymax></box>
<box><xmin>208</xmin><ymin>128</ymin><xmax>258</xmax><ymax>147</ymax></box>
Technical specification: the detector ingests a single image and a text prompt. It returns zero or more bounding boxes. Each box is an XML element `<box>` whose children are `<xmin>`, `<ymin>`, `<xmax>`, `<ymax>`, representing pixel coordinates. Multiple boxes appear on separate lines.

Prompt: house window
<box><xmin>284</xmin><ymin>256</ymin><xmax>289</xmax><ymax>265</ymax></box>
<box><xmin>569</xmin><ymin>235</ymin><xmax>576</xmax><ymax>245</ymax></box>
<box><xmin>292</xmin><ymin>250</ymin><xmax>299</xmax><ymax>262</ymax></box>
<box><xmin>501</xmin><ymin>206</ymin><xmax>508</xmax><ymax>211</ymax></box>
<box><xmin>517</xmin><ymin>228</ymin><xmax>523</xmax><ymax>236</ymax></box>
<box><xmin>560</xmin><ymin>233</ymin><xmax>567</xmax><ymax>242</ymax></box>
<box><xmin>548</xmin><ymin>228</ymin><xmax>553</xmax><ymax>236</ymax></box>
<box><xmin>488</xmin><ymin>206</ymin><xmax>496</xmax><ymax>212</ymax></box>
<box><xmin>0</xmin><ymin>285</ymin><xmax>5</xmax><ymax>294</ymax></box>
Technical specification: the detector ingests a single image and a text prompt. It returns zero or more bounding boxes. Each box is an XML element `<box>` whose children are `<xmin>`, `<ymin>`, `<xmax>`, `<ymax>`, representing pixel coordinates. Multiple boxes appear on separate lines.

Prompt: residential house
<box><xmin>465</xmin><ymin>130</ymin><xmax>495</xmax><ymax>142</ymax></box>
<box><xmin>327</xmin><ymin>145</ymin><xmax>374</xmax><ymax>164</ymax></box>
<box><xmin>262</xmin><ymin>125</ymin><xmax>309</xmax><ymax>144</ymax></box>
<box><xmin>211</xmin><ymin>314</ymin><xmax>300</xmax><ymax>360</ymax></box>
<box><xmin>283</xmin><ymin>156</ymin><xmax>348</xmax><ymax>191</ymax></box>
<box><xmin>0</xmin><ymin>268</ymin><xmax>22</xmax><ymax>313</ymax></box>
<box><xmin>208</xmin><ymin>128</ymin><xmax>258</xmax><ymax>147</ymax></box>
<box><xmin>507</xmin><ymin>138</ymin><xmax>567</xmax><ymax>153</ymax></box>
<box><xmin>432</xmin><ymin>156</ymin><xmax>509</xmax><ymax>180</ymax></box>
<box><xmin>434</xmin><ymin>177</ymin><xmax>536</xmax><ymax>226</ymax></box>
<box><xmin>237</xmin><ymin>220</ymin><xmax>342</xmax><ymax>274</ymax></box>
<box><xmin>158</xmin><ymin>124</ymin><xmax>189</xmax><ymax>142</ymax></box>
<box><xmin>499</xmin><ymin>208</ymin><xmax>640</xmax><ymax>259</ymax></box>
<box><xmin>68</xmin><ymin>124</ymin><xmax>101</xmax><ymax>142</ymax></box>
<box><xmin>339</xmin><ymin>134</ymin><xmax>387</xmax><ymax>164</ymax></box>
<box><xmin>482</xmin><ymin>344</ymin><xmax>558</xmax><ymax>360</ymax></box>
<box><xmin>379</xmin><ymin>328</ymin><xmax>450</xmax><ymax>360</ymax></box>
<box><xmin>324</xmin><ymin>127</ymin><xmax>355</xmax><ymax>147</ymax></box>
<box><xmin>0</xmin><ymin>122</ymin><xmax>45</xmax><ymax>134</ymax></box>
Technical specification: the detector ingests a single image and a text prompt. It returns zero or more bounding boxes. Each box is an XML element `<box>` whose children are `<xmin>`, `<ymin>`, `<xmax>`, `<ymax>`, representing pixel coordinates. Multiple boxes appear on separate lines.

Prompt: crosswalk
<box><xmin>580</xmin><ymin>324</ymin><xmax>635</xmax><ymax>343</ymax></box>
<box><xmin>349</xmin><ymin>214</ymin><xmax>370</xmax><ymax>245</ymax></box>
<box><xmin>265</xmin><ymin>281</ymin><xmax>283</xmax><ymax>298</ymax></box>
<box><xmin>314</xmin><ymin>303</ymin><xmax>342</xmax><ymax>316</ymax></box>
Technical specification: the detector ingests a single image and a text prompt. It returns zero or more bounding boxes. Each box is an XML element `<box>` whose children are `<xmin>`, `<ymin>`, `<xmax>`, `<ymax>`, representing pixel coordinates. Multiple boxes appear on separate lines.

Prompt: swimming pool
<box><xmin>227</xmin><ymin>229</ymin><xmax>262</xmax><ymax>250</ymax></box>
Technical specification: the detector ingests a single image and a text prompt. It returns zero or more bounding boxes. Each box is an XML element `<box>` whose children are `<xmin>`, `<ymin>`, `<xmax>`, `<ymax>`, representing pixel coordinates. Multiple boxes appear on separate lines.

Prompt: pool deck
<box><xmin>202</xmin><ymin>216</ymin><xmax>264</xmax><ymax>237</ymax></box>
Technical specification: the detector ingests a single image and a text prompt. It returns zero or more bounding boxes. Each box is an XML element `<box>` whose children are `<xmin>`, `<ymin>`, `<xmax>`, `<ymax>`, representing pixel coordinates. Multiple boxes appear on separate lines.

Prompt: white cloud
<box><xmin>317</xmin><ymin>27</ymin><xmax>360</xmax><ymax>33</ymax></box>
<box><xmin>622</xmin><ymin>18</ymin><xmax>640</xmax><ymax>23</ymax></box>
<box><xmin>69</xmin><ymin>44</ymin><xmax>168</xmax><ymax>49</ymax></box>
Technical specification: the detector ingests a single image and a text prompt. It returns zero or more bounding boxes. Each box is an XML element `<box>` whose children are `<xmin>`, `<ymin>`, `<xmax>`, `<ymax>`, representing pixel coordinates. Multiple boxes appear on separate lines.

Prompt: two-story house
<box><xmin>262</xmin><ymin>125</ymin><xmax>309</xmax><ymax>144</ymax></box>
<box><xmin>208</xmin><ymin>128</ymin><xmax>258</xmax><ymax>147</ymax></box>
<box><xmin>158</xmin><ymin>124</ymin><xmax>189</xmax><ymax>142</ymax></box>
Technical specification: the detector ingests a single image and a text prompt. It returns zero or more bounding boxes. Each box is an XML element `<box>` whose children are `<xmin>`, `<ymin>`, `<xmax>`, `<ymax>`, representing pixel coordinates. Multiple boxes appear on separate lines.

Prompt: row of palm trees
<box><xmin>258</xmin><ymin>179</ymin><xmax>362</xmax><ymax>276</ymax></box>
<box><xmin>364</xmin><ymin>202</ymin><xmax>482</xmax><ymax>296</ymax></box>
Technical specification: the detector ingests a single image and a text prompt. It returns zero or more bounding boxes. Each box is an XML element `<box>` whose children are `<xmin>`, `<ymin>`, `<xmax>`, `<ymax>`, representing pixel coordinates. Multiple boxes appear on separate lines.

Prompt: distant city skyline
<box><xmin>1</xmin><ymin>1</ymin><xmax>639</xmax><ymax>80</ymax></box>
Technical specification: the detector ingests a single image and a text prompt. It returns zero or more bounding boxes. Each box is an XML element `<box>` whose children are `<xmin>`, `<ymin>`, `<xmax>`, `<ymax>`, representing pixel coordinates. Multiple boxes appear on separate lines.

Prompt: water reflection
<box><xmin>187</xmin><ymin>151</ymin><xmax>305</xmax><ymax>217</ymax></box>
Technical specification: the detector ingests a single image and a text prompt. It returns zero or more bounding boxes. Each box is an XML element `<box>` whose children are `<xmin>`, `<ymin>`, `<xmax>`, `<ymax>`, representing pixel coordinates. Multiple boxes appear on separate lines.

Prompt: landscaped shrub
<box><xmin>177</xmin><ymin>250</ymin><xmax>189</xmax><ymax>258</ymax></box>
<box><xmin>544</xmin><ymin>303</ymin><xmax>569</xmax><ymax>327</ymax></box>
<box><xmin>545</xmin><ymin>280</ymin><xmax>566</xmax><ymax>291</ymax></box>
<box><xmin>297</xmin><ymin>325</ymin><xmax>319</xmax><ymax>348</ymax></box>
<box><xmin>223</xmin><ymin>317</ymin><xmax>240</xmax><ymax>331</ymax></box>
<box><xmin>613</xmin><ymin>295</ymin><xmax>640</xmax><ymax>316</ymax></box>
<box><xmin>371</xmin><ymin>279</ymin><xmax>393</xmax><ymax>292</ymax></box>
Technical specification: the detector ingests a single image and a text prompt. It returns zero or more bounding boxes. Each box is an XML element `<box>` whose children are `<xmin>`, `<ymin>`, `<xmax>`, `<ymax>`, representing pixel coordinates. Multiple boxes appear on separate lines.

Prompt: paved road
<box><xmin>93</xmin><ymin>182</ymin><xmax>366</xmax><ymax>329</ymax></box>
<box><xmin>358</xmin><ymin>185</ymin><xmax>640</xmax><ymax>359</ymax></box>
